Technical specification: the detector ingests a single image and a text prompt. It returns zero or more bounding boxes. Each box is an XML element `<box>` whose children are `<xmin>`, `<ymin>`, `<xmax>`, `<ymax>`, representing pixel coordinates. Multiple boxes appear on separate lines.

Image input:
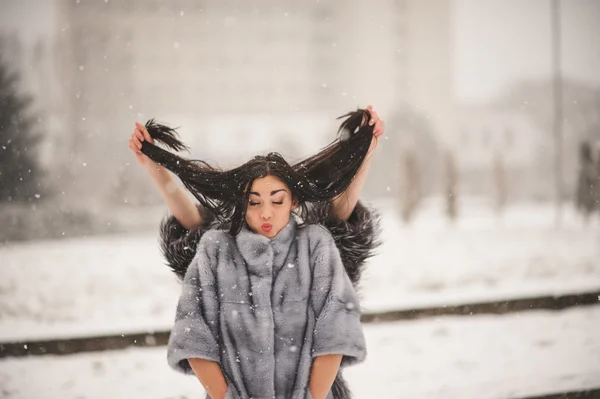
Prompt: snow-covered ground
<box><xmin>360</xmin><ymin>197</ymin><xmax>600</xmax><ymax>312</ymax></box>
<box><xmin>1</xmin><ymin>306</ymin><xmax>598</xmax><ymax>399</ymax></box>
<box><xmin>0</xmin><ymin>199</ymin><xmax>599</xmax><ymax>341</ymax></box>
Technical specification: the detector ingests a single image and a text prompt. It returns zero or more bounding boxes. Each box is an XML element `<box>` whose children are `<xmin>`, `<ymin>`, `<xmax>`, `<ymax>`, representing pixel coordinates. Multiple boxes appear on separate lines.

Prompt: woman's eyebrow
<box><xmin>249</xmin><ymin>189</ymin><xmax>287</xmax><ymax>197</ymax></box>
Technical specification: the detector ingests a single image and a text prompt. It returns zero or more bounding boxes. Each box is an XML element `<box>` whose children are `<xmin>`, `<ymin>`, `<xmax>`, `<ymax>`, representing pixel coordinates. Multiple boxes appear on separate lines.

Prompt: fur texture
<box><xmin>160</xmin><ymin>201</ymin><xmax>381</xmax><ymax>399</ymax></box>
<box><xmin>160</xmin><ymin>201</ymin><xmax>381</xmax><ymax>285</ymax></box>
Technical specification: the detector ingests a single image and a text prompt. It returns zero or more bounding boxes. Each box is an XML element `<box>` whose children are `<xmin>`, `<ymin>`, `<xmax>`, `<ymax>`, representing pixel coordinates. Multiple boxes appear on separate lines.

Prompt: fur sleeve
<box><xmin>307</xmin><ymin>200</ymin><xmax>381</xmax><ymax>286</ymax></box>
<box><xmin>159</xmin><ymin>204</ymin><xmax>220</xmax><ymax>280</ymax></box>
<box><xmin>310</xmin><ymin>231</ymin><xmax>367</xmax><ymax>368</ymax></box>
<box><xmin>166</xmin><ymin>241</ymin><xmax>221</xmax><ymax>374</ymax></box>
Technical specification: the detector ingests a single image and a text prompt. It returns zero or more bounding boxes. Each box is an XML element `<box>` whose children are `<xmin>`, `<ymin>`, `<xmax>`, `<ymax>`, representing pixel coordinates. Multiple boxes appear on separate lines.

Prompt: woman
<box><xmin>128</xmin><ymin>107</ymin><xmax>385</xmax><ymax>399</ymax></box>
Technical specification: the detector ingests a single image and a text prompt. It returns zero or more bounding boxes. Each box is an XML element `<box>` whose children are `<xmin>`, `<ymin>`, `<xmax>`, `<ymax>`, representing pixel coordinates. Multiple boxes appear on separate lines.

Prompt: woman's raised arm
<box><xmin>331</xmin><ymin>105</ymin><xmax>385</xmax><ymax>221</ymax></box>
<box><xmin>129</xmin><ymin>121</ymin><xmax>203</xmax><ymax>230</ymax></box>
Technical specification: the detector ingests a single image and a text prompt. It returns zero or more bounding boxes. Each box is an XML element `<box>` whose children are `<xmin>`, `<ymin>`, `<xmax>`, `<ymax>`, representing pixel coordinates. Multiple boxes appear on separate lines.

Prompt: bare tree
<box><xmin>493</xmin><ymin>152</ymin><xmax>508</xmax><ymax>215</ymax></box>
<box><xmin>399</xmin><ymin>149</ymin><xmax>421</xmax><ymax>223</ymax></box>
<box><xmin>575</xmin><ymin>141</ymin><xmax>599</xmax><ymax>222</ymax></box>
<box><xmin>445</xmin><ymin>151</ymin><xmax>459</xmax><ymax>221</ymax></box>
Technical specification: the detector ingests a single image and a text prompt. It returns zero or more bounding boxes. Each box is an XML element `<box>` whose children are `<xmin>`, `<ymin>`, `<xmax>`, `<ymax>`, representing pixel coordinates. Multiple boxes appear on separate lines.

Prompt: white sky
<box><xmin>454</xmin><ymin>0</ymin><xmax>600</xmax><ymax>101</ymax></box>
<box><xmin>1</xmin><ymin>0</ymin><xmax>599</xmax><ymax>102</ymax></box>
<box><xmin>0</xmin><ymin>0</ymin><xmax>57</xmax><ymax>46</ymax></box>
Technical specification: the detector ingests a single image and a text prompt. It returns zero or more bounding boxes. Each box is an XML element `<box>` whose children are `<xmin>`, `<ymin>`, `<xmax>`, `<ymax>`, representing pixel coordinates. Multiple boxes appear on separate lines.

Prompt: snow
<box><xmin>0</xmin><ymin>306</ymin><xmax>598</xmax><ymax>399</ymax></box>
<box><xmin>360</xmin><ymin>198</ymin><xmax>600</xmax><ymax>312</ymax></box>
<box><xmin>0</xmin><ymin>199</ymin><xmax>598</xmax><ymax>341</ymax></box>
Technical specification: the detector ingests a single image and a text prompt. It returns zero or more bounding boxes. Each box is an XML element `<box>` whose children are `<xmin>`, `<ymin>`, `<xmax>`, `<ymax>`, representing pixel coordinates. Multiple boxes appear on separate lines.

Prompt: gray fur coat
<box><xmin>160</xmin><ymin>201</ymin><xmax>380</xmax><ymax>399</ymax></box>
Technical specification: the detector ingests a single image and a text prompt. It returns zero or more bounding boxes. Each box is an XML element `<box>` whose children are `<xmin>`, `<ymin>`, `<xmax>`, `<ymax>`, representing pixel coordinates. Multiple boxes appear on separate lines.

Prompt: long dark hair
<box><xmin>140</xmin><ymin>109</ymin><xmax>374</xmax><ymax>235</ymax></box>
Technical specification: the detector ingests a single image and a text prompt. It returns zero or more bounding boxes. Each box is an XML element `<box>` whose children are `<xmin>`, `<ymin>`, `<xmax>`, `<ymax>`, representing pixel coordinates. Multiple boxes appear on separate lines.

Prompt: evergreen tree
<box><xmin>0</xmin><ymin>54</ymin><xmax>43</xmax><ymax>203</ymax></box>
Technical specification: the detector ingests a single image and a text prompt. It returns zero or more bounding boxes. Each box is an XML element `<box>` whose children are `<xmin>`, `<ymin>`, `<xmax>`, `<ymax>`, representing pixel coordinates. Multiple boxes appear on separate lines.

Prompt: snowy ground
<box><xmin>1</xmin><ymin>306</ymin><xmax>598</xmax><ymax>399</ymax></box>
<box><xmin>0</xmin><ymin>199</ymin><xmax>599</xmax><ymax>341</ymax></box>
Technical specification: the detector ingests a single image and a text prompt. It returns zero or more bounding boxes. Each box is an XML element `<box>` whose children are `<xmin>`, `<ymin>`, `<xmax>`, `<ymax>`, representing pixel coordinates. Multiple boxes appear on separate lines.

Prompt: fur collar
<box><xmin>235</xmin><ymin>217</ymin><xmax>298</xmax><ymax>276</ymax></box>
<box><xmin>159</xmin><ymin>201</ymin><xmax>381</xmax><ymax>287</ymax></box>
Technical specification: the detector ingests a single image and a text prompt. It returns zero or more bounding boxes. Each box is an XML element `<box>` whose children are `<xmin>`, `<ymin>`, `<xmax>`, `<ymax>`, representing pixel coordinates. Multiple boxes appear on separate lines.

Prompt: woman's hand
<box><xmin>364</xmin><ymin>105</ymin><xmax>385</xmax><ymax>152</ymax></box>
<box><xmin>331</xmin><ymin>104</ymin><xmax>384</xmax><ymax>221</ymax></box>
<box><xmin>127</xmin><ymin>120</ymin><xmax>203</xmax><ymax>229</ymax></box>
<box><xmin>128</xmin><ymin>121</ymin><xmax>155</xmax><ymax>166</ymax></box>
<box><xmin>308</xmin><ymin>354</ymin><xmax>343</xmax><ymax>399</ymax></box>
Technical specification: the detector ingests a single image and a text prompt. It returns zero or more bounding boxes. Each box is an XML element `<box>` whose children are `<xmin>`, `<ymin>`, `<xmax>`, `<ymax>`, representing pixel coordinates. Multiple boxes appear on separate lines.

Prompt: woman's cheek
<box><xmin>245</xmin><ymin>209</ymin><xmax>256</xmax><ymax>225</ymax></box>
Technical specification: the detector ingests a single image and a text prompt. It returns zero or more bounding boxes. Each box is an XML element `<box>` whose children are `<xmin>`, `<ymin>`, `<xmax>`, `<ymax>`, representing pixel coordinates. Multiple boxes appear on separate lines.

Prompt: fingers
<box><xmin>365</xmin><ymin>105</ymin><xmax>373</xmax><ymax>124</ymax></box>
<box><xmin>365</xmin><ymin>105</ymin><xmax>385</xmax><ymax>137</ymax></box>
<box><xmin>130</xmin><ymin>124</ymin><xmax>143</xmax><ymax>151</ymax></box>
<box><xmin>374</xmin><ymin>120</ymin><xmax>385</xmax><ymax>137</ymax></box>
<box><xmin>136</xmin><ymin>121</ymin><xmax>154</xmax><ymax>144</ymax></box>
<box><xmin>361</xmin><ymin>114</ymin><xmax>369</xmax><ymax>127</ymax></box>
<box><xmin>131</xmin><ymin>130</ymin><xmax>142</xmax><ymax>149</ymax></box>
<box><xmin>369</xmin><ymin>110</ymin><xmax>379</xmax><ymax>126</ymax></box>
<box><xmin>129</xmin><ymin>138</ymin><xmax>141</xmax><ymax>154</ymax></box>
<box><xmin>373</xmin><ymin>121</ymin><xmax>381</xmax><ymax>135</ymax></box>
<box><xmin>130</xmin><ymin>121</ymin><xmax>154</xmax><ymax>154</ymax></box>
<box><xmin>134</xmin><ymin>128</ymin><xmax>144</xmax><ymax>142</ymax></box>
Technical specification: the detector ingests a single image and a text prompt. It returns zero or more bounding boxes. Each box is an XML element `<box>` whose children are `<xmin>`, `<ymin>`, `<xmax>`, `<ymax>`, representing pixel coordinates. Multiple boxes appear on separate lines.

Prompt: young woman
<box><xmin>128</xmin><ymin>107</ymin><xmax>385</xmax><ymax>399</ymax></box>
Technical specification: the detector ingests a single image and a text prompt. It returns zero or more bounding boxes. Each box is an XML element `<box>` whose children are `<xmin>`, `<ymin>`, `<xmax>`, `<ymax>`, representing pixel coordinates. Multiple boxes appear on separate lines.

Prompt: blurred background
<box><xmin>0</xmin><ymin>0</ymin><xmax>599</xmax><ymax>398</ymax></box>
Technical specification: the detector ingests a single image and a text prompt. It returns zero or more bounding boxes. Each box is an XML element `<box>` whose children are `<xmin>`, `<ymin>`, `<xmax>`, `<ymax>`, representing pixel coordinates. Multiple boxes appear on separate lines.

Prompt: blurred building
<box><xmin>53</xmin><ymin>0</ymin><xmax>456</xmax><ymax>201</ymax></box>
<box><xmin>456</xmin><ymin>110</ymin><xmax>541</xmax><ymax>170</ymax></box>
<box><xmin>454</xmin><ymin>107</ymin><xmax>545</xmax><ymax>199</ymax></box>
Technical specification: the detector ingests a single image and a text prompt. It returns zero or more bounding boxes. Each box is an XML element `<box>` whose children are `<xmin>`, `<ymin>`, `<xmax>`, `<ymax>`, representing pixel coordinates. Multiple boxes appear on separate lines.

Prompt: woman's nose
<box><xmin>261</xmin><ymin>209</ymin><xmax>273</xmax><ymax>220</ymax></box>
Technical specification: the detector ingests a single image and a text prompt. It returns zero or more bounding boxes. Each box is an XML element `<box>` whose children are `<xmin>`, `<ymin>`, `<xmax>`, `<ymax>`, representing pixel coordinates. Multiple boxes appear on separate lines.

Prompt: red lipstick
<box><xmin>261</xmin><ymin>223</ymin><xmax>272</xmax><ymax>232</ymax></box>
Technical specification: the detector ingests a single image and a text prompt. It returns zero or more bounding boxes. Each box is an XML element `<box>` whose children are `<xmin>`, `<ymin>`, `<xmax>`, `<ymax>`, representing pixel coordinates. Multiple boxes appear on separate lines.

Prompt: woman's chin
<box><xmin>259</xmin><ymin>228</ymin><xmax>278</xmax><ymax>238</ymax></box>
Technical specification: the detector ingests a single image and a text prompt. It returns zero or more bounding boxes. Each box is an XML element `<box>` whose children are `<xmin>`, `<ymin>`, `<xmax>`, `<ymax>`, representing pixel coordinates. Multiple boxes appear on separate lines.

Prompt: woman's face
<box><xmin>245</xmin><ymin>175</ymin><xmax>298</xmax><ymax>238</ymax></box>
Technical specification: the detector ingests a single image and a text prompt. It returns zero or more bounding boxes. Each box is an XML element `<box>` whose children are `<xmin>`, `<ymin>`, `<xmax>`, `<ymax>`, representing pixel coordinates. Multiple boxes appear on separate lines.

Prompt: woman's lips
<box><xmin>261</xmin><ymin>223</ymin><xmax>272</xmax><ymax>232</ymax></box>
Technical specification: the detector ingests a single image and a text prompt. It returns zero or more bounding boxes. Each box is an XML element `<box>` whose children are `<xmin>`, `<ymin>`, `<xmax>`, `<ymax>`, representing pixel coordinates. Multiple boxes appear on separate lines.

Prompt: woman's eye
<box><xmin>273</xmin><ymin>201</ymin><xmax>284</xmax><ymax>205</ymax></box>
<box><xmin>249</xmin><ymin>202</ymin><xmax>260</xmax><ymax>206</ymax></box>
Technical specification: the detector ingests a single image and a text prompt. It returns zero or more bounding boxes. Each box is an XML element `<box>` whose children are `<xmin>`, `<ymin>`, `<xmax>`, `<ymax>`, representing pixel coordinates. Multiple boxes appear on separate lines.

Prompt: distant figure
<box><xmin>575</xmin><ymin>141</ymin><xmax>599</xmax><ymax>221</ymax></box>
